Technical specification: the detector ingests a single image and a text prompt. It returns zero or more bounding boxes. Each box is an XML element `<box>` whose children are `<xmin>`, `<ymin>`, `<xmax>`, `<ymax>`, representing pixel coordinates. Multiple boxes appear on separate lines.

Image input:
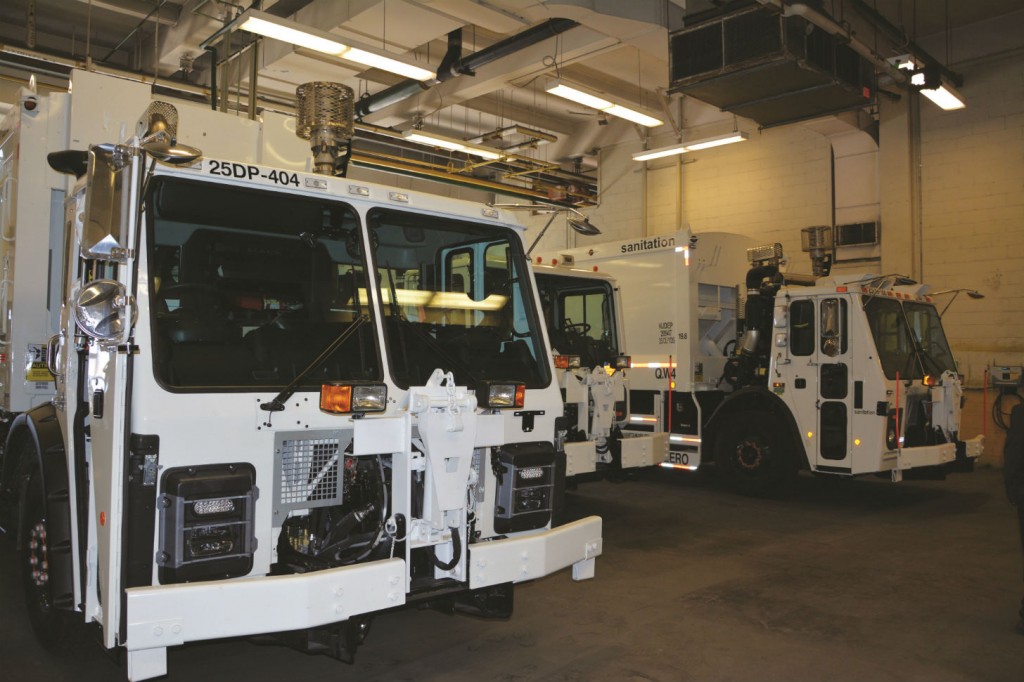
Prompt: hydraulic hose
<box><xmin>432</xmin><ymin>526</ymin><xmax>462</xmax><ymax>572</ymax></box>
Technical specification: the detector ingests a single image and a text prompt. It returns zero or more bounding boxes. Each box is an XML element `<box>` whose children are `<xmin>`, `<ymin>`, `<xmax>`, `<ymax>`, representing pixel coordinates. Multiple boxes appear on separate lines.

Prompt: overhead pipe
<box><xmin>355</xmin><ymin>17</ymin><xmax>580</xmax><ymax>119</ymax></box>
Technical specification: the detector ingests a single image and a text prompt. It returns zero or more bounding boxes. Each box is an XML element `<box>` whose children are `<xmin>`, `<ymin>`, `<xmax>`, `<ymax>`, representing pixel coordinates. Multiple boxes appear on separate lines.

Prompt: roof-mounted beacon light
<box><xmin>296</xmin><ymin>82</ymin><xmax>355</xmax><ymax>176</ymax></box>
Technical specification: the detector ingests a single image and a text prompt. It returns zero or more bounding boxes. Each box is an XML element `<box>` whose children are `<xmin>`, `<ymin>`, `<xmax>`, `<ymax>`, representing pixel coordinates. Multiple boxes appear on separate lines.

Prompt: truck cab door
<box><xmin>76</xmin><ymin>143</ymin><xmax>143</xmax><ymax>647</ymax></box>
<box><xmin>815</xmin><ymin>297</ymin><xmax>851</xmax><ymax>471</ymax></box>
<box><xmin>785</xmin><ymin>296</ymin><xmax>852</xmax><ymax>471</ymax></box>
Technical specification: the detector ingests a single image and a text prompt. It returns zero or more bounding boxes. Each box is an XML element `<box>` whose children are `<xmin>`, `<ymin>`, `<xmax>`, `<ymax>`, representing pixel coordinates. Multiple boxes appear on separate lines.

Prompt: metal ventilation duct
<box><xmin>669</xmin><ymin>4</ymin><xmax>876</xmax><ymax>127</ymax></box>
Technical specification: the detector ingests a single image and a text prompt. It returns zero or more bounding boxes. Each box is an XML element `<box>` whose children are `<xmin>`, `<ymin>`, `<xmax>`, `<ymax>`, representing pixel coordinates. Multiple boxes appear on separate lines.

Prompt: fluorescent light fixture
<box><xmin>403</xmin><ymin>130</ymin><xmax>503</xmax><ymax>160</ymax></box>
<box><xmin>685</xmin><ymin>132</ymin><xmax>748</xmax><ymax>150</ymax></box>
<box><xmin>341</xmin><ymin>47</ymin><xmax>435</xmax><ymax>81</ymax></box>
<box><xmin>546</xmin><ymin>83</ymin><xmax>612</xmax><ymax>110</ymax></box>
<box><xmin>238</xmin><ymin>10</ymin><xmax>435</xmax><ymax>81</ymax></box>
<box><xmin>603</xmin><ymin>104</ymin><xmax>664</xmax><ymax>128</ymax></box>
<box><xmin>910</xmin><ymin>72</ymin><xmax>965</xmax><ymax>110</ymax></box>
<box><xmin>545</xmin><ymin>81</ymin><xmax>663</xmax><ymax>128</ymax></box>
<box><xmin>239</xmin><ymin>15</ymin><xmax>348</xmax><ymax>54</ymax></box>
<box><xmin>632</xmin><ymin>131</ymin><xmax>748</xmax><ymax>161</ymax></box>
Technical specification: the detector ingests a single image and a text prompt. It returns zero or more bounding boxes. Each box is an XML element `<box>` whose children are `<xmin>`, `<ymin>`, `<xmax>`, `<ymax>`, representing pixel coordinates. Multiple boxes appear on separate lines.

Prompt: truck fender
<box><xmin>704</xmin><ymin>387</ymin><xmax>810</xmax><ymax>470</ymax></box>
<box><xmin>4</xmin><ymin>404</ymin><xmax>69</xmax><ymax>546</ymax></box>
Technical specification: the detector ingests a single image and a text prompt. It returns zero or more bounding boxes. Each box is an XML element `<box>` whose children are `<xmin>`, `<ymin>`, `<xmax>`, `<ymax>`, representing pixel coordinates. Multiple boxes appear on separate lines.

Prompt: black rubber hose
<box><xmin>432</xmin><ymin>526</ymin><xmax>462</xmax><ymax>571</ymax></box>
<box><xmin>993</xmin><ymin>391</ymin><xmax>1022</xmax><ymax>430</ymax></box>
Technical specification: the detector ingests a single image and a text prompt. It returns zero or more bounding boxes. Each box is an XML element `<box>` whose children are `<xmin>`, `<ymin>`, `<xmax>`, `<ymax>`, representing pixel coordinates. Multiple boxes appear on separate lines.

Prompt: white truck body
<box><xmin>533</xmin><ymin>263</ymin><xmax>667</xmax><ymax>479</ymax></box>
<box><xmin>0</xmin><ymin>72</ymin><xmax>601</xmax><ymax>681</ymax></box>
<box><xmin>542</xmin><ymin>229</ymin><xmax>982</xmax><ymax>494</ymax></box>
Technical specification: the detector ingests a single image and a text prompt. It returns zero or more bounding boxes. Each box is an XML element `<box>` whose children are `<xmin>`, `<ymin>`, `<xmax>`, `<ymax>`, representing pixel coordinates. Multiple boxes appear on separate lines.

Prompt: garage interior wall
<box><xmin>531</xmin><ymin>11</ymin><xmax>1023</xmax><ymax>400</ymax></box>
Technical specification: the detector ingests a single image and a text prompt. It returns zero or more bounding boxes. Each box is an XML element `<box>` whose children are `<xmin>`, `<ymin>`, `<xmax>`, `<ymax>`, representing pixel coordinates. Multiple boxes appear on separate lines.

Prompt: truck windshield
<box><xmin>147</xmin><ymin>177</ymin><xmax>380</xmax><ymax>390</ymax></box>
<box><xmin>535</xmin><ymin>272</ymin><xmax>620</xmax><ymax>367</ymax></box>
<box><xmin>368</xmin><ymin>208</ymin><xmax>550</xmax><ymax>390</ymax></box>
<box><xmin>863</xmin><ymin>296</ymin><xmax>957</xmax><ymax>379</ymax></box>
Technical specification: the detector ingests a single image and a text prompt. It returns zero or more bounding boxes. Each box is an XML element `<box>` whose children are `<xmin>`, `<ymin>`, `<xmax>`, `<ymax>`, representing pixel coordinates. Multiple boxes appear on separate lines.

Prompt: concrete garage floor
<box><xmin>2</xmin><ymin>468</ymin><xmax>1022</xmax><ymax>682</ymax></box>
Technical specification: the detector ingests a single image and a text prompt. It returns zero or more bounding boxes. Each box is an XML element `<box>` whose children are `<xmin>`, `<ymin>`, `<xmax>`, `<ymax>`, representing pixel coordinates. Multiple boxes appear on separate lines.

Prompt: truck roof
<box><xmin>153</xmin><ymin>156</ymin><xmax>527</xmax><ymax>233</ymax></box>
<box><xmin>784</xmin><ymin>272</ymin><xmax>933</xmax><ymax>301</ymax></box>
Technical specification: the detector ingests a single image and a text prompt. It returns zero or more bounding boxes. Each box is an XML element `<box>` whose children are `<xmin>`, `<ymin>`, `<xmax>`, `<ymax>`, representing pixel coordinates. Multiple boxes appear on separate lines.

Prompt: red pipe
<box><xmin>983</xmin><ymin>368</ymin><xmax>989</xmax><ymax>438</ymax></box>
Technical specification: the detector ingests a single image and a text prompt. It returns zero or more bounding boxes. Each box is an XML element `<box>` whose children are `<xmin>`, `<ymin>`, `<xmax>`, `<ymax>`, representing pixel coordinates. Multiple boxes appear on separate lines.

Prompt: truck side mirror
<box><xmin>82</xmin><ymin>143</ymin><xmax>133</xmax><ymax>260</ymax></box>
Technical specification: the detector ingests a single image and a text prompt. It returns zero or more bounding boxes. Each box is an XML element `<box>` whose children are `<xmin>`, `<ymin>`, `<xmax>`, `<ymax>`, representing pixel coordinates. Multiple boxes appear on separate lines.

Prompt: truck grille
<box><xmin>273</xmin><ymin>430</ymin><xmax>352</xmax><ymax>517</ymax></box>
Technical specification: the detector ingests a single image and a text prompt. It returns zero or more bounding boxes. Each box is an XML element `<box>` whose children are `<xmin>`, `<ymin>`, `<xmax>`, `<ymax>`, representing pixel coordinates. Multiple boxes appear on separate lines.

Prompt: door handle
<box><xmin>46</xmin><ymin>332</ymin><xmax>63</xmax><ymax>378</ymax></box>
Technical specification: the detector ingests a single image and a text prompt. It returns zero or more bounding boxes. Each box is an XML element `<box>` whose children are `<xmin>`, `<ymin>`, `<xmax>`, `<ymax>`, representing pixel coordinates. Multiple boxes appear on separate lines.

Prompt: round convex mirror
<box><xmin>74</xmin><ymin>280</ymin><xmax>135</xmax><ymax>341</ymax></box>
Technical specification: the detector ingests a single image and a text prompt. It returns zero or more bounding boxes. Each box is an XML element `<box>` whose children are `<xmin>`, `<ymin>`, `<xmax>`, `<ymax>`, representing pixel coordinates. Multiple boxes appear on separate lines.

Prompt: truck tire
<box><xmin>21</xmin><ymin>467</ymin><xmax>69</xmax><ymax>646</ymax></box>
<box><xmin>714</xmin><ymin>411</ymin><xmax>797</xmax><ymax>497</ymax></box>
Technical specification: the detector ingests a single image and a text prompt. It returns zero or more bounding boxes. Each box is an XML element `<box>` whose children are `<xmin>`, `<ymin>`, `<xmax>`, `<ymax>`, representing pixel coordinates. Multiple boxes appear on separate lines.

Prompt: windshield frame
<box><xmin>366</xmin><ymin>207</ymin><xmax>552</xmax><ymax>392</ymax></box>
<box><xmin>534</xmin><ymin>272</ymin><xmax>620</xmax><ymax>367</ymax></box>
<box><xmin>144</xmin><ymin>175</ymin><xmax>382</xmax><ymax>393</ymax></box>
<box><xmin>862</xmin><ymin>295</ymin><xmax>957</xmax><ymax>380</ymax></box>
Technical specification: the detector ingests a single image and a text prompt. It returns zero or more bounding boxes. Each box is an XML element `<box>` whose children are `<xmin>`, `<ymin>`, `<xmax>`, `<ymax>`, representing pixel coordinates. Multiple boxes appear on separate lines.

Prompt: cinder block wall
<box><xmin>919</xmin><ymin>52</ymin><xmax>1024</xmax><ymax>392</ymax></box>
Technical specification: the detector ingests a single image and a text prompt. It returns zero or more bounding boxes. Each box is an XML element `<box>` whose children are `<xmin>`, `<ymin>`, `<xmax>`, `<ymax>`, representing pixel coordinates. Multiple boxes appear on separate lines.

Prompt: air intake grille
<box><xmin>273</xmin><ymin>430</ymin><xmax>351</xmax><ymax>516</ymax></box>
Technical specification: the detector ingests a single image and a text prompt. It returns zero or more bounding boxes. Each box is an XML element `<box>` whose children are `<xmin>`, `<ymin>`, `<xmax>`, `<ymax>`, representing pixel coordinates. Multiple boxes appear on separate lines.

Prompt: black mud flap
<box><xmin>451</xmin><ymin>582</ymin><xmax>515</xmax><ymax>619</ymax></box>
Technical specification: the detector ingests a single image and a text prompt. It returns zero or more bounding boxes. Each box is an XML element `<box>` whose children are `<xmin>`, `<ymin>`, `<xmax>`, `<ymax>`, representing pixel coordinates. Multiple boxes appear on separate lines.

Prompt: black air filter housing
<box><xmin>669</xmin><ymin>4</ymin><xmax>875</xmax><ymax>127</ymax></box>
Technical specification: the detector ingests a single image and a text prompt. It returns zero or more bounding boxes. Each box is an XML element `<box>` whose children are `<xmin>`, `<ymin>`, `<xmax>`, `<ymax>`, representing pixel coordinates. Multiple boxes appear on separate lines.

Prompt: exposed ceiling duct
<box><xmin>669</xmin><ymin>0</ymin><xmax>971</xmax><ymax>128</ymax></box>
<box><xmin>668</xmin><ymin>3</ymin><xmax>877</xmax><ymax>128</ymax></box>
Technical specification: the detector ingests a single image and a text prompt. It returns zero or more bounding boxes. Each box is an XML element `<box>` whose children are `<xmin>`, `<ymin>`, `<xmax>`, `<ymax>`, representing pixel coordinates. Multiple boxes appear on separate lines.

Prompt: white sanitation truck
<box><xmin>0</xmin><ymin>73</ymin><xmax>601</xmax><ymax>681</ymax></box>
<box><xmin>532</xmin><ymin>262</ymin><xmax>667</xmax><ymax>480</ymax></box>
<box><xmin>541</xmin><ymin>228</ymin><xmax>982</xmax><ymax>495</ymax></box>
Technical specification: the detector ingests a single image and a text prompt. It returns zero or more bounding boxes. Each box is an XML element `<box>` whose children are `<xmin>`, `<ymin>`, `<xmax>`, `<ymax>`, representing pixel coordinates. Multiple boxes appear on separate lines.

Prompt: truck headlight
<box><xmin>477</xmin><ymin>381</ymin><xmax>525</xmax><ymax>409</ymax></box>
<box><xmin>158</xmin><ymin>464</ymin><xmax>257</xmax><ymax>584</ymax></box>
<box><xmin>554</xmin><ymin>355</ymin><xmax>581</xmax><ymax>369</ymax></box>
<box><xmin>614</xmin><ymin>355</ymin><xmax>631</xmax><ymax>370</ymax></box>
<box><xmin>492</xmin><ymin>442</ymin><xmax>555</xmax><ymax>533</ymax></box>
<box><xmin>320</xmin><ymin>383</ymin><xmax>388</xmax><ymax>414</ymax></box>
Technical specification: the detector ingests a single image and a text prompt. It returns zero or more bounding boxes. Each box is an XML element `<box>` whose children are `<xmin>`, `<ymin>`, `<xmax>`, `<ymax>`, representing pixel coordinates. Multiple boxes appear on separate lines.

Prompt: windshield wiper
<box><xmin>260</xmin><ymin>315</ymin><xmax>369</xmax><ymax>413</ymax></box>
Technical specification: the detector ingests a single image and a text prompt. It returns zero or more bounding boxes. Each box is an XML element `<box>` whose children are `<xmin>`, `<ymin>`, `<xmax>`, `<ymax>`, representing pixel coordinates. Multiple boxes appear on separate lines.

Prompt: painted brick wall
<box><xmin>919</xmin><ymin>51</ymin><xmax>1024</xmax><ymax>389</ymax></box>
<box><xmin>579</xmin><ymin>122</ymin><xmax>833</xmax><ymax>266</ymax></box>
<box><xmin>680</xmin><ymin>125</ymin><xmax>832</xmax><ymax>259</ymax></box>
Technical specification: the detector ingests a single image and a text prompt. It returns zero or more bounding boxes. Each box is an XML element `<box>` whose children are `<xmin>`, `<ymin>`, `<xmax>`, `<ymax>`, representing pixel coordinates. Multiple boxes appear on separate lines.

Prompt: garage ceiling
<box><xmin>0</xmin><ymin>0</ymin><xmax>1020</xmax><ymax>202</ymax></box>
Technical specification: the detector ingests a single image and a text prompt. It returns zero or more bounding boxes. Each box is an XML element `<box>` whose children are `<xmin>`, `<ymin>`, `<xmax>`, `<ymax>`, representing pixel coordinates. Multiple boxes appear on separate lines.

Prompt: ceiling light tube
<box><xmin>545</xmin><ymin>81</ymin><xmax>663</xmax><ymax>128</ymax></box>
<box><xmin>238</xmin><ymin>10</ymin><xmax>435</xmax><ymax>81</ymax></box>
<box><xmin>546</xmin><ymin>83</ymin><xmax>612</xmax><ymax>110</ymax></box>
<box><xmin>603</xmin><ymin>104</ymin><xmax>664</xmax><ymax>128</ymax></box>
<box><xmin>684</xmin><ymin>132</ymin><xmax>748</xmax><ymax>150</ymax></box>
<box><xmin>403</xmin><ymin>130</ymin><xmax>503</xmax><ymax>160</ymax></box>
<box><xmin>910</xmin><ymin>72</ymin><xmax>965</xmax><ymax>110</ymax></box>
<box><xmin>341</xmin><ymin>47</ymin><xmax>435</xmax><ymax>81</ymax></box>
<box><xmin>239</xmin><ymin>14</ymin><xmax>349</xmax><ymax>55</ymax></box>
<box><xmin>632</xmin><ymin>131</ymin><xmax>748</xmax><ymax>162</ymax></box>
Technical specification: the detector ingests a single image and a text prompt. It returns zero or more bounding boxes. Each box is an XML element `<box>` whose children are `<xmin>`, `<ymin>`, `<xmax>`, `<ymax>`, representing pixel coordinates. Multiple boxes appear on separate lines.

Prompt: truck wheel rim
<box><xmin>27</xmin><ymin>521</ymin><xmax>51</xmax><ymax>595</ymax></box>
<box><xmin>736</xmin><ymin>437</ymin><xmax>765</xmax><ymax>470</ymax></box>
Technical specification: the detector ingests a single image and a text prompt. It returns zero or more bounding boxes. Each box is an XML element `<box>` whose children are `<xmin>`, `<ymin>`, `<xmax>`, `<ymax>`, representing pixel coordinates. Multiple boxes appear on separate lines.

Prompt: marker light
<box><xmin>806</xmin><ymin>431</ymin><xmax>814</xmax><ymax>439</ymax></box>
<box><xmin>320</xmin><ymin>383</ymin><xmax>388</xmax><ymax>413</ymax></box>
<box><xmin>478</xmin><ymin>381</ymin><xmax>526</xmax><ymax>409</ymax></box>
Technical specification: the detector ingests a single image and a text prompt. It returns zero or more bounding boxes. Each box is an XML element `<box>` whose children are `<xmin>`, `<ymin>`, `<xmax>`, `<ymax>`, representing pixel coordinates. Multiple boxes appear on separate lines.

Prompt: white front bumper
<box><xmin>125</xmin><ymin>558</ymin><xmax>408</xmax><ymax>652</ymax></box>
<box><xmin>896</xmin><ymin>433</ymin><xmax>984</xmax><ymax>470</ymax></box>
<box><xmin>468</xmin><ymin>516</ymin><xmax>603</xmax><ymax>588</ymax></box>
<box><xmin>122</xmin><ymin>516</ymin><xmax>602</xmax><ymax>681</ymax></box>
